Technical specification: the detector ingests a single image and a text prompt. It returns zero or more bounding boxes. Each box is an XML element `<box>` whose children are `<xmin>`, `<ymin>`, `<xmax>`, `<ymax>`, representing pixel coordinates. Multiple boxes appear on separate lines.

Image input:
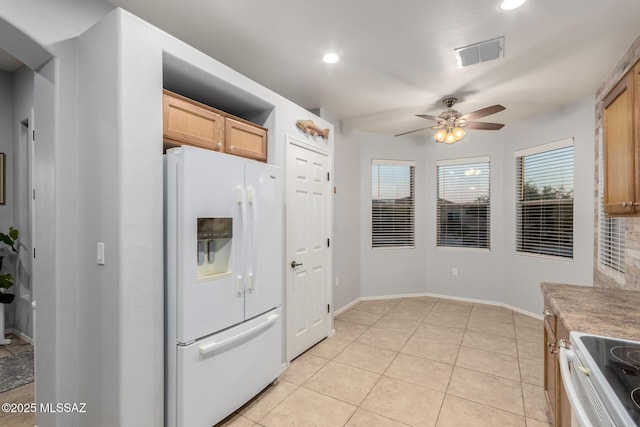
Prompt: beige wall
<box><xmin>594</xmin><ymin>35</ymin><xmax>640</xmax><ymax>289</ymax></box>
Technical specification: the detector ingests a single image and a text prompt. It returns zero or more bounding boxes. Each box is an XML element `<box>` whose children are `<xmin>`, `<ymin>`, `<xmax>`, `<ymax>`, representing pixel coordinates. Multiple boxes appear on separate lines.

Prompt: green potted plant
<box><xmin>0</xmin><ymin>227</ymin><xmax>19</xmax><ymax>304</ymax></box>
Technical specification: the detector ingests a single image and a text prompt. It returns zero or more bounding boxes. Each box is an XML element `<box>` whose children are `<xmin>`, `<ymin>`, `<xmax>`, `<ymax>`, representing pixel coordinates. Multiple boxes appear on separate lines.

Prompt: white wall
<box><xmin>333</xmin><ymin>123</ymin><xmax>361</xmax><ymax>309</ymax></box>
<box><xmin>335</xmin><ymin>95</ymin><xmax>595</xmax><ymax>317</ymax></box>
<box><xmin>502</xmin><ymin>96</ymin><xmax>595</xmax><ymax>313</ymax></box>
<box><xmin>425</xmin><ymin>131</ymin><xmax>506</xmax><ymax>304</ymax></box>
<box><xmin>0</xmin><ymin>70</ymin><xmax>12</xmax><ymax>232</ymax></box>
<box><xmin>71</xmin><ymin>9</ymin><xmax>335</xmax><ymax>426</ymax></box>
<box><xmin>9</xmin><ymin>65</ymin><xmax>34</xmax><ymax>337</ymax></box>
<box><xmin>359</xmin><ymin>133</ymin><xmax>428</xmax><ymax>298</ymax></box>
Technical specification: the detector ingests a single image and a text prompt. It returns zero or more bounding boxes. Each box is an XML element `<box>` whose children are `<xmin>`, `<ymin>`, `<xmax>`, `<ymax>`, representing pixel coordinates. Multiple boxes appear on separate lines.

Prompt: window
<box><xmin>371</xmin><ymin>159</ymin><xmax>415</xmax><ymax>248</ymax></box>
<box><xmin>598</xmin><ymin>129</ymin><xmax>625</xmax><ymax>276</ymax></box>
<box><xmin>436</xmin><ymin>157</ymin><xmax>490</xmax><ymax>249</ymax></box>
<box><xmin>515</xmin><ymin>139</ymin><xmax>574</xmax><ymax>259</ymax></box>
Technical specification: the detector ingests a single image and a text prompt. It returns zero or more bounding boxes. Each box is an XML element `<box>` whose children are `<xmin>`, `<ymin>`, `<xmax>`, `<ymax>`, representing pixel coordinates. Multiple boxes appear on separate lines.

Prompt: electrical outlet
<box><xmin>452</xmin><ymin>268</ymin><xmax>458</xmax><ymax>276</ymax></box>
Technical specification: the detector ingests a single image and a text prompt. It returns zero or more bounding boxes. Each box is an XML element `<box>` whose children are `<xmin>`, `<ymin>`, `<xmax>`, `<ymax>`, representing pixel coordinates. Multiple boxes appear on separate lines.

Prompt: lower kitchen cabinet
<box><xmin>556</xmin><ymin>320</ymin><xmax>571</xmax><ymax>427</ymax></box>
<box><xmin>543</xmin><ymin>296</ymin><xmax>571</xmax><ymax>426</ymax></box>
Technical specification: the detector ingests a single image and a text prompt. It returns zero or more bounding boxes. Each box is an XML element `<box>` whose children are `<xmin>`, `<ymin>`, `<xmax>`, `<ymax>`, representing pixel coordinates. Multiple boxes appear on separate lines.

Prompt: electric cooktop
<box><xmin>580</xmin><ymin>334</ymin><xmax>640</xmax><ymax>425</ymax></box>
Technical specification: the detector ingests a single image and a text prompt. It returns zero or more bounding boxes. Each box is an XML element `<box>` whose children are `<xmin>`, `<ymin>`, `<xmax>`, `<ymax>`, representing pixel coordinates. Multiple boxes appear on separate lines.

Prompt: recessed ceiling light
<box><xmin>322</xmin><ymin>53</ymin><xmax>340</xmax><ymax>64</ymax></box>
<box><xmin>500</xmin><ymin>0</ymin><xmax>526</xmax><ymax>10</ymax></box>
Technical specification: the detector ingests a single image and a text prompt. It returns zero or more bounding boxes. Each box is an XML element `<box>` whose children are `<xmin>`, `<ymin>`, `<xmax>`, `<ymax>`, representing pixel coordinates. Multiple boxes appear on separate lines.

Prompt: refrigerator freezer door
<box><xmin>244</xmin><ymin>162</ymin><xmax>283</xmax><ymax>319</ymax></box>
<box><xmin>167</xmin><ymin>146</ymin><xmax>246</xmax><ymax>343</ymax></box>
<box><xmin>174</xmin><ymin>308</ymin><xmax>282</xmax><ymax>427</ymax></box>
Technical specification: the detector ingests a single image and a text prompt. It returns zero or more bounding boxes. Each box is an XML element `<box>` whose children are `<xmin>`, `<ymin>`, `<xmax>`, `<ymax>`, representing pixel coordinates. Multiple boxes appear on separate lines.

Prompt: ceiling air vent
<box><xmin>454</xmin><ymin>36</ymin><xmax>504</xmax><ymax>68</ymax></box>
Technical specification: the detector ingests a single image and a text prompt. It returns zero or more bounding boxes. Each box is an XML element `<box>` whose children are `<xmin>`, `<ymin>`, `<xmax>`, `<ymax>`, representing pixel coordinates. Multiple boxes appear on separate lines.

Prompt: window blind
<box><xmin>436</xmin><ymin>157</ymin><xmax>490</xmax><ymax>249</ymax></box>
<box><xmin>515</xmin><ymin>140</ymin><xmax>574</xmax><ymax>259</ymax></box>
<box><xmin>371</xmin><ymin>159</ymin><xmax>415</xmax><ymax>248</ymax></box>
<box><xmin>598</xmin><ymin>129</ymin><xmax>625</xmax><ymax>276</ymax></box>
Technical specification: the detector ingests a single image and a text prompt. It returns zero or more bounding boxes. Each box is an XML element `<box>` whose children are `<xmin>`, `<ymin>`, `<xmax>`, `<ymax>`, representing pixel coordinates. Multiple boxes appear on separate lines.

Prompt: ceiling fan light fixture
<box><xmin>453</xmin><ymin>127</ymin><xmax>466</xmax><ymax>139</ymax></box>
<box><xmin>445</xmin><ymin>132</ymin><xmax>457</xmax><ymax>144</ymax></box>
<box><xmin>434</xmin><ymin>129</ymin><xmax>447</xmax><ymax>142</ymax></box>
<box><xmin>500</xmin><ymin>0</ymin><xmax>526</xmax><ymax>11</ymax></box>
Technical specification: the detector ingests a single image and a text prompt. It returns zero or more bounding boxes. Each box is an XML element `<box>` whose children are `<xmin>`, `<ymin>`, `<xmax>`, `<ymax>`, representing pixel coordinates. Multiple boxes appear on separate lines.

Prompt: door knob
<box><xmin>291</xmin><ymin>260</ymin><xmax>303</xmax><ymax>268</ymax></box>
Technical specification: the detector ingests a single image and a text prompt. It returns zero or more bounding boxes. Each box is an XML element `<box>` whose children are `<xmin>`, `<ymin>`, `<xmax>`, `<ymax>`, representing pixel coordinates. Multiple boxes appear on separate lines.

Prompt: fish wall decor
<box><xmin>296</xmin><ymin>119</ymin><xmax>330</xmax><ymax>139</ymax></box>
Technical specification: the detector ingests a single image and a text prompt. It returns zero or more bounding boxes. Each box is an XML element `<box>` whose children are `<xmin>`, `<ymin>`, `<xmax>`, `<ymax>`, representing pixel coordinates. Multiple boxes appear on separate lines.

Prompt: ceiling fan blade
<box><xmin>465</xmin><ymin>121</ymin><xmax>505</xmax><ymax>130</ymax></box>
<box><xmin>395</xmin><ymin>126</ymin><xmax>434</xmax><ymax>137</ymax></box>
<box><xmin>460</xmin><ymin>105</ymin><xmax>505</xmax><ymax>121</ymax></box>
<box><xmin>415</xmin><ymin>114</ymin><xmax>442</xmax><ymax>122</ymax></box>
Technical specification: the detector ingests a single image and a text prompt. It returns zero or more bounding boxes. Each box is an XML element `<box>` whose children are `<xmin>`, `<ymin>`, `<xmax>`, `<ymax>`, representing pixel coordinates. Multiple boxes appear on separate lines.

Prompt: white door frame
<box><xmin>284</xmin><ymin>134</ymin><xmax>333</xmax><ymax>362</ymax></box>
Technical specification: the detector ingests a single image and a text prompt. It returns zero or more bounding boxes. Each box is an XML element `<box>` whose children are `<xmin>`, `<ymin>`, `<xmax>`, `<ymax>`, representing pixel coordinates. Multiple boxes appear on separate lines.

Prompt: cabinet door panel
<box><xmin>556</xmin><ymin>320</ymin><xmax>571</xmax><ymax>427</ymax></box>
<box><xmin>163</xmin><ymin>91</ymin><xmax>224</xmax><ymax>151</ymax></box>
<box><xmin>544</xmin><ymin>320</ymin><xmax>557</xmax><ymax>422</ymax></box>
<box><xmin>225</xmin><ymin>117</ymin><xmax>267</xmax><ymax>162</ymax></box>
<box><xmin>603</xmin><ymin>71</ymin><xmax>636</xmax><ymax>214</ymax></box>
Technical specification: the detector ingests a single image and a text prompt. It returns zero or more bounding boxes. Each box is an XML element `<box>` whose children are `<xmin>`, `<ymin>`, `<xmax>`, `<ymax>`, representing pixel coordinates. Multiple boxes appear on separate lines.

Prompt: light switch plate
<box><xmin>97</xmin><ymin>242</ymin><xmax>105</xmax><ymax>265</ymax></box>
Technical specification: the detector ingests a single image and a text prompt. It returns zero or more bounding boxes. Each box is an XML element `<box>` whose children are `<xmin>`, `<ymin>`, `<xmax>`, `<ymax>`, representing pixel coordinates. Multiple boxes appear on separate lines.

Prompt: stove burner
<box><xmin>632</xmin><ymin>387</ymin><xmax>640</xmax><ymax>410</ymax></box>
<box><xmin>610</xmin><ymin>346</ymin><xmax>640</xmax><ymax>369</ymax></box>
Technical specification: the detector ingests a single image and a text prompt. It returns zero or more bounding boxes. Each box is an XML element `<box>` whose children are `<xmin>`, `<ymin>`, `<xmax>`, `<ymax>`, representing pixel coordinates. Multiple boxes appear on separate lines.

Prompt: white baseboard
<box><xmin>333</xmin><ymin>298</ymin><xmax>361</xmax><ymax>316</ymax></box>
<box><xmin>7</xmin><ymin>328</ymin><xmax>34</xmax><ymax>345</ymax></box>
<box><xmin>335</xmin><ymin>292</ymin><xmax>542</xmax><ymax>320</ymax></box>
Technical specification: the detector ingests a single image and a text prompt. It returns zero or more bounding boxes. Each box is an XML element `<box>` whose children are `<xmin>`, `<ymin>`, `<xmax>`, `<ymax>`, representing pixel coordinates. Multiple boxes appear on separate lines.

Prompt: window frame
<box><xmin>436</xmin><ymin>156</ymin><xmax>491</xmax><ymax>251</ymax></box>
<box><xmin>515</xmin><ymin>138</ymin><xmax>575</xmax><ymax>260</ymax></box>
<box><xmin>371</xmin><ymin>159</ymin><xmax>416</xmax><ymax>250</ymax></box>
<box><xmin>597</xmin><ymin>128</ymin><xmax>625</xmax><ymax>279</ymax></box>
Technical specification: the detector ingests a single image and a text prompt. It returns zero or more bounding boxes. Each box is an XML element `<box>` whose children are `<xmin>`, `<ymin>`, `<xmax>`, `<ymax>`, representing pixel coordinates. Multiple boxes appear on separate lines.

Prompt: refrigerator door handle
<box><xmin>247</xmin><ymin>273</ymin><xmax>254</xmax><ymax>291</ymax></box>
<box><xmin>198</xmin><ymin>313</ymin><xmax>279</xmax><ymax>356</ymax></box>
<box><xmin>236</xmin><ymin>276</ymin><xmax>244</xmax><ymax>295</ymax></box>
<box><xmin>236</xmin><ymin>186</ymin><xmax>245</xmax><ymax>205</ymax></box>
<box><xmin>246</xmin><ymin>187</ymin><xmax>255</xmax><ymax>205</ymax></box>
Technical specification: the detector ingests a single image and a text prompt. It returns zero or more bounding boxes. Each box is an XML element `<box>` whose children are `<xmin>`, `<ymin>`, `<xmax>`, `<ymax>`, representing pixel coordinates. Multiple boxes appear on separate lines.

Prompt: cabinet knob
<box><xmin>228</xmin><ymin>145</ymin><xmax>235</xmax><ymax>152</ymax></box>
<box><xmin>558</xmin><ymin>339</ymin><xmax>569</xmax><ymax>349</ymax></box>
<box><xmin>543</xmin><ymin>309</ymin><xmax>552</xmax><ymax>317</ymax></box>
<box><xmin>216</xmin><ymin>142</ymin><xmax>222</xmax><ymax>150</ymax></box>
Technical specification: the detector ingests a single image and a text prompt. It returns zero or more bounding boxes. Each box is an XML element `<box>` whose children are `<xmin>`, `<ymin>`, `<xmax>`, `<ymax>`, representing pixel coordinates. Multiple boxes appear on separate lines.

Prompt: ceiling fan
<box><xmin>395</xmin><ymin>97</ymin><xmax>505</xmax><ymax>143</ymax></box>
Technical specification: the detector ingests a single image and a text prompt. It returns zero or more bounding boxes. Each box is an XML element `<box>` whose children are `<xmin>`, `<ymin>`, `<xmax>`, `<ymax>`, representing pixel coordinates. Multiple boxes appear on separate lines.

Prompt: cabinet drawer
<box><xmin>163</xmin><ymin>90</ymin><xmax>224</xmax><ymax>152</ymax></box>
<box><xmin>225</xmin><ymin>117</ymin><xmax>267</xmax><ymax>162</ymax></box>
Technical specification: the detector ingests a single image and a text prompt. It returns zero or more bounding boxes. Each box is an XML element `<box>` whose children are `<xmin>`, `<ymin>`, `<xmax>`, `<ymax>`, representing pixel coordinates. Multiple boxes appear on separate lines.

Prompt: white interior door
<box><xmin>286</xmin><ymin>138</ymin><xmax>331</xmax><ymax>361</ymax></box>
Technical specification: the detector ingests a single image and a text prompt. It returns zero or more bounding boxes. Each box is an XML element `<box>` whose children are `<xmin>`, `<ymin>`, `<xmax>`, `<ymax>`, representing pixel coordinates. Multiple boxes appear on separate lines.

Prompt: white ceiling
<box><xmin>13</xmin><ymin>0</ymin><xmax>640</xmax><ymax>136</ymax></box>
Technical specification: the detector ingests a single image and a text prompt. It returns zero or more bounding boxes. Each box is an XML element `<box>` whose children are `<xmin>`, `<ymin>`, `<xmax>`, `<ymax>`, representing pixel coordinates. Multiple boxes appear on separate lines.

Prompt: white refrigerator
<box><xmin>165</xmin><ymin>145</ymin><xmax>283</xmax><ymax>427</ymax></box>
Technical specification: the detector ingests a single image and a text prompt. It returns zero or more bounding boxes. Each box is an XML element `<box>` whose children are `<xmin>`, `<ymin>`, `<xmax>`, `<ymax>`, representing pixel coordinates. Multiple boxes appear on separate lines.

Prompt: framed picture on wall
<box><xmin>0</xmin><ymin>152</ymin><xmax>4</xmax><ymax>205</ymax></box>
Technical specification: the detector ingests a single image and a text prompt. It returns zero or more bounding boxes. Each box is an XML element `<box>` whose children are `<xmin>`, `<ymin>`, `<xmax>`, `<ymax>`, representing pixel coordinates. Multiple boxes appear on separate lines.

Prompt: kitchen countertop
<box><xmin>541</xmin><ymin>282</ymin><xmax>640</xmax><ymax>341</ymax></box>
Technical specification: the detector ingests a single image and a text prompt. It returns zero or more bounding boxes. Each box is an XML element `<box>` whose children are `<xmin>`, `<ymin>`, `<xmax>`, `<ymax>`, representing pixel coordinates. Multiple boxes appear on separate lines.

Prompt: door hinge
<box><xmin>327</xmin><ymin>172</ymin><xmax>330</xmax><ymax>181</ymax></box>
<box><xmin>327</xmin><ymin>238</ymin><xmax>330</xmax><ymax>248</ymax></box>
<box><xmin>32</xmin><ymin>189</ymin><xmax>35</xmax><ymax>200</ymax></box>
<box><xmin>32</xmin><ymin>130</ymin><xmax>35</xmax><ymax>141</ymax></box>
<box><xmin>327</xmin><ymin>304</ymin><xmax>330</xmax><ymax>313</ymax></box>
<box><xmin>33</xmin><ymin>248</ymin><xmax>36</xmax><ymax>258</ymax></box>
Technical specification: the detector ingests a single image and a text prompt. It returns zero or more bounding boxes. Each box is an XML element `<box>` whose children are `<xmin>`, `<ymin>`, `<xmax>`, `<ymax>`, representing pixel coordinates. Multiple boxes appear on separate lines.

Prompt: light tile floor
<box><xmin>220</xmin><ymin>297</ymin><xmax>552</xmax><ymax>427</ymax></box>
<box><xmin>0</xmin><ymin>298</ymin><xmax>553</xmax><ymax>427</ymax></box>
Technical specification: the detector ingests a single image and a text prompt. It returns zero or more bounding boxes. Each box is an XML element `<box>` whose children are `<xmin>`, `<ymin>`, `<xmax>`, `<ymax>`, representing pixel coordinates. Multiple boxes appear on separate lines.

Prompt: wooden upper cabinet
<box><xmin>163</xmin><ymin>90</ymin><xmax>268</xmax><ymax>162</ymax></box>
<box><xmin>225</xmin><ymin>117</ymin><xmax>267</xmax><ymax>162</ymax></box>
<box><xmin>163</xmin><ymin>90</ymin><xmax>224</xmax><ymax>152</ymax></box>
<box><xmin>602</xmin><ymin>62</ymin><xmax>640</xmax><ymax>215</ymax></box>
